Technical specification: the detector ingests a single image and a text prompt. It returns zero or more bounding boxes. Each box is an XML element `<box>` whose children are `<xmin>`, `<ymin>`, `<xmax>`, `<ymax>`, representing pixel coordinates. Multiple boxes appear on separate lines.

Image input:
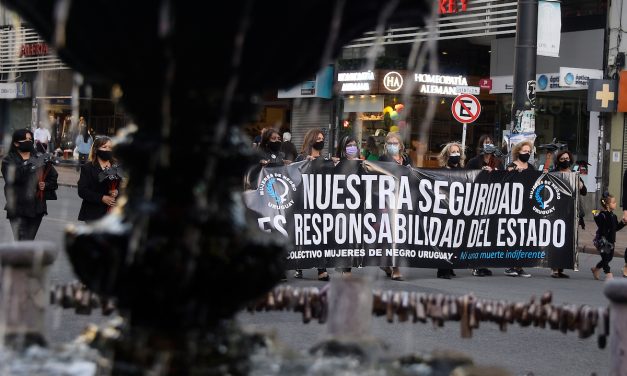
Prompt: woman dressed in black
<box><xmin>436</xmin><ymin>142</ymin><xmax>464</xmax><ymax>279</ymax></box>
<box><xmin>2</xmin><ymin>129</ymin><xmax>58</xmax><ymax>240</ymax></box>
<box><xmin>377</xmin><ymin>132</ymin><xmax>409</xmax><ymax>281</ymax></box>
<box><xmin>259</xmin><ymin>128</ymin><xmax>287</xmax><ymax>166</ymax></box>
<box><xmin>78</xmin><ymin>136</ymin><xmax>122</xmax><ymax>222</ymax></box>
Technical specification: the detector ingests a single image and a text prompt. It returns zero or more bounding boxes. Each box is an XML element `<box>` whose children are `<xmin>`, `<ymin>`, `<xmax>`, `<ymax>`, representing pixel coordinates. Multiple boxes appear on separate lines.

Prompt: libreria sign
<box><xmin>415</xmin><ymin>73</ymin><xmax>468</xmax><ymax>96</ymax></box>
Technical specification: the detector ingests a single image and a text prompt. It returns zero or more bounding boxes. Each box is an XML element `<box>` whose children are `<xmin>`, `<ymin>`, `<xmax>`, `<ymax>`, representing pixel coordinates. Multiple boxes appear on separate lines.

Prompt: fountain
<box><xmin>1</xmin><ymin>0</ymin><xmax>432</xmax><ymax>373</ymax></box>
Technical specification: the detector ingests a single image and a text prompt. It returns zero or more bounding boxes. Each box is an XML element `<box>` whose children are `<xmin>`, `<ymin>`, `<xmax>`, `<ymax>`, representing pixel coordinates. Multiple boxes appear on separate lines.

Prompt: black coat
<box><xmin>378</xmin><ymin>153</ymin><xmax>413</xmax><ymax>167</ymax></box>
<box><xmin>78</xmin><ymin>163</ymin><xmax>119</xmax><ymax>221</ymax></box>
<box><xmin>1</xmin><ymin>151</ymin><xmax>58</xmax><ymax>218</ymax></box>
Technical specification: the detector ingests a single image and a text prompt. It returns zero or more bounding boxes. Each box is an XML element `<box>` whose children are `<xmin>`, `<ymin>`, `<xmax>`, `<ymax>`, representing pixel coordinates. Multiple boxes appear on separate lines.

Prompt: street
<box><xmin>0</xmin><ymin>184</ymin><xmax>621</xmax><ymax>375</ymax></box>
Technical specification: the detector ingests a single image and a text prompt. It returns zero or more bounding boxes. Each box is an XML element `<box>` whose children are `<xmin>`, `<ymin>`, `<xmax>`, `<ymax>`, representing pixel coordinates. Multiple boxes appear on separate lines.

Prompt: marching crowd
<box><xmin>252</xmin><ymin>127</ymin><xmax>627</xmax><ymax>282</ymax></box>
<box><xmin>2</xmin><ymin>125</ymin><xmax>627</xmax><ymax>282</ymax></box>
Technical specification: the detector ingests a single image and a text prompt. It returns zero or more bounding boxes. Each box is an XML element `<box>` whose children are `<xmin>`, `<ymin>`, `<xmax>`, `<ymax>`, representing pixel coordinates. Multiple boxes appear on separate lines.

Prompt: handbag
<box><xmin>593</xmin><ymin>236</ymin><xmax>613</xmax><ymax>254</ymax></box>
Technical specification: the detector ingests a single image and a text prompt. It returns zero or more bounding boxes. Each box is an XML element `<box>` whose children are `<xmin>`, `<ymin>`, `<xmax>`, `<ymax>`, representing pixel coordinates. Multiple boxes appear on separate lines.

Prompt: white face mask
<box><xmin>386</xmin><ymin>144</ymin><xmax>400</xmax><ymax>155</ymax></box>
<box><xmin>450</xmin><ymin>152</ymin><xmax>461</xmax><ymax>157</ymax></box>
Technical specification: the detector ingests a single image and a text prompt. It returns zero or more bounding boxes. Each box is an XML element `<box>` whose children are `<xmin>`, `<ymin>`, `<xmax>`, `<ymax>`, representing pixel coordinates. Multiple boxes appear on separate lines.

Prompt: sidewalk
<box><xmin>55</xmin><ymin>165</ymin><xmax>80</xmax><ymax>187</ymax></box>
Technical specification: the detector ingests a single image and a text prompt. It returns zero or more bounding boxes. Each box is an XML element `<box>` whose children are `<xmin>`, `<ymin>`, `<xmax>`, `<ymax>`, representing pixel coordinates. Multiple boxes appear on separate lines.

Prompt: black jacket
<box><xmin>78</xmin><ymin>163</ymin><xmax>119</xmax><ymax>221</ymax></box>
<box><xmin>594</xmin><ymin>211</ymin><xmax>625</xmax><ymax>244</ymax></box>
<box><xmin>1</xmin><ymin>151</ymin><xmax>58</xmax><ymax>218</ymax></box>
<box><xmin>466</xmin><ymin>154</ymin><xmax>503</xmax><ymax>170</ymax></box>
<box><xmin>379</xmin><ymin>154</ymin><xmax>413</xmax><ymax>167</ymax></box>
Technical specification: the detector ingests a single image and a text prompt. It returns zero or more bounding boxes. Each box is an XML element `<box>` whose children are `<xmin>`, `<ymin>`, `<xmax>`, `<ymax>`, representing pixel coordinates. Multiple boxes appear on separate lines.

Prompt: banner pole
<box><xmin>461</xmin><ymin>123</ymin><xmax>467</xmax><ymax>152</ymax></box>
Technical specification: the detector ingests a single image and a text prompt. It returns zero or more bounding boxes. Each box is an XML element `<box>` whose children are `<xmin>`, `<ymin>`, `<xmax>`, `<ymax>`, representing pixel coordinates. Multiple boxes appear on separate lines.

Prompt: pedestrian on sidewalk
<box><xmin>77</xmin><ymin>136</ymin><xmax>122</xmax><ymax>222</ymax></box>
<box><xmin>75</xmin><ymin>119</ymin><xmax>93</xmax><ymax>172</ymax></box>
<box><xmin>1</xmin><ymin>129</ymin><xmax>58</xmax><ymax>240</ymax></box>
<box><xmin>621</xmin><ymin>169</ymin><xmax>627</xmax><ymax>277</ymax></box>
<box><xmin>591</xmin><ymin>192</ymin><xmax>625</xmax><ymax>280</ymax></box>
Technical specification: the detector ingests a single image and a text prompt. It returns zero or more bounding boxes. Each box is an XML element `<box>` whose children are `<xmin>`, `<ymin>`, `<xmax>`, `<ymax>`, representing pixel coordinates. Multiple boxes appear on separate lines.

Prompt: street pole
<box><xmin>509</xmin><ymin>0</ymin><xmax>538</xmax><ymax>161</ymax></box>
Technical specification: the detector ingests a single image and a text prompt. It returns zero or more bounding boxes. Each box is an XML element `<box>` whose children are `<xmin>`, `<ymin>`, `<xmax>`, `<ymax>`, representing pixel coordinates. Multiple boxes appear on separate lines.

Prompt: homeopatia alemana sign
<box><xmin>336</xmin><ymin>70</ymin><xmax>471</xmax><ymax>96</ymax></box>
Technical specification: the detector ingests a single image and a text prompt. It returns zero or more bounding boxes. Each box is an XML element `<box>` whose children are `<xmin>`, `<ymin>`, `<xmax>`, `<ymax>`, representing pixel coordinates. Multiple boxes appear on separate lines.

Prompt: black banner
<box><xmin>243</xmin><ymin>160</ymin><xmax>578</xmax><ymax>270</ymax></box>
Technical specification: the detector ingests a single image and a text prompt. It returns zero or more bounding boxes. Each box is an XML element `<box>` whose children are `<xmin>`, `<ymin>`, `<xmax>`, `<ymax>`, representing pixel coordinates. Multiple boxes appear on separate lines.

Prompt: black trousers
<box><xmin>9</xmin><ymin>215</ymin><xmax>44</xmax><ymax>240</ymax></box>
<box><xmin>596</xmin><ymin>247</ymin><xmax>614</xmax><ymax>274</ymax></box>
<box><xmin>77</xmin><ymin>153</ymin><xmax>89</xmax><ymax>171</ymax></box>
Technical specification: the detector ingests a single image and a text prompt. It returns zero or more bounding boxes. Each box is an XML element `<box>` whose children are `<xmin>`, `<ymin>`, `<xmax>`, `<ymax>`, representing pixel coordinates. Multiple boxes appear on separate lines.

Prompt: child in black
<box><xmin>591</xmin><ymin>193</ymin><xmax>625</xmax><ymax>280</ymax></box>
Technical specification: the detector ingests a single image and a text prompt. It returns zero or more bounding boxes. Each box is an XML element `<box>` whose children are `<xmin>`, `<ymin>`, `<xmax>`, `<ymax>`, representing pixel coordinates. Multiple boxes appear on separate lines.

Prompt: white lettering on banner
<box><xmin>302</xmin><ymin>174</ymin><xmax>524</xmax><ymax>215</ymax></box>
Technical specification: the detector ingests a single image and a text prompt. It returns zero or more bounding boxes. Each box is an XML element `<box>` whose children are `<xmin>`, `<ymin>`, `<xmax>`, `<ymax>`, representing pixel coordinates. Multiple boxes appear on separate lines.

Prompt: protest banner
<box><xmin>243</xmin><ymin>159</ymin><xmax>578</xmax><ymax>270</ymax></box>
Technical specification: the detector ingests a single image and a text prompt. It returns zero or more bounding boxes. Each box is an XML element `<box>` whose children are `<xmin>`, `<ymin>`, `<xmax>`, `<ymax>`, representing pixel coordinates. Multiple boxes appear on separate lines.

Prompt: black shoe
<box><xmin>437</xmin><ymin>269</ymin><xmax>452</xmax><ymax>279</ymax></box>
<box><xmin>294</xmin><ymin>270</ymin><xmax>303</xmax><ymax>279</ymax></box>
<box><xmin>480</xmin><ymin>268</ymin><xmax>492</xmax><ymax>276</ymax></box>
<box><xmin>450</xmin><ymin>270</ymin><xmax>456</xmax><ymax>277</ymax></box>
<box><xmin>318</xmin><ymin>271</ymin><xmax>330</xmax><ymax>281</ymax></box>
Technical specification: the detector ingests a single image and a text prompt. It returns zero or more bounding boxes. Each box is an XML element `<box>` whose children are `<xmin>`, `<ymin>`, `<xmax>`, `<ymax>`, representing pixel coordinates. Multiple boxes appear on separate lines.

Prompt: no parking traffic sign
<box><xmin>451</xmin><ymin>94</ymin><xmax>481</xmax><ymax>124</ymax></box>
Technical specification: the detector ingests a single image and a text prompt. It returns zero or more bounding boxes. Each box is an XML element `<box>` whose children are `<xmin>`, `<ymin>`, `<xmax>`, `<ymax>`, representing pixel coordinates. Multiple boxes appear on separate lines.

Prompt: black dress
<box><xmin>78</xmin><ymin>163</ymin><xmax>120</xmax><ymax>221</ymax></box>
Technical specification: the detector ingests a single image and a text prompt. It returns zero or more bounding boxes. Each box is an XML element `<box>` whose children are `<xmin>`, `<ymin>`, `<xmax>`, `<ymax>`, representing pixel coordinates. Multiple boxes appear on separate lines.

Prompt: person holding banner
<box><xmin>436</xmin><ymin>142</ymin><xmax>465</xmax><ymax>279</ymax></box>
<box><xmin>294</xmin><ymin>128</ymin><xmax>330</xmax><ymax>281</ymax></box>
<box><xmin>466</xmin><ymin>134</ymin><xmax>503</xmax><ymax>171</ymax></box>
<box><xmin>550</xmin><ymin>150</ymin><xmax>587</xmax><ymax>278</ymax></box>
<box><xmin>334</xmin><ymin>135</ymin><xmax>362</xmax><ymax>276</ymax></box>
<box><xmin>504</xmin><ymin>140</ymin><xmax>535</xmax><ymax>278</ymax></box>
<box><xmin>591</xmin><ymin>192</ymin><xmax>625</xmax><ymax>280</ymax></box>
<box><xmin>259</xmin><ymin>129</ymin><xmax>288</xmax><ymax>166</ymax></box>
<box><xmin>378</xmin><ymin>132</ymin><xmax>409</xmax><ymax>281</ymax></box>
<box><xmin>77</xmin><ymin>136</ymin><xmax>122</xmax><ymax>222</ymax></box>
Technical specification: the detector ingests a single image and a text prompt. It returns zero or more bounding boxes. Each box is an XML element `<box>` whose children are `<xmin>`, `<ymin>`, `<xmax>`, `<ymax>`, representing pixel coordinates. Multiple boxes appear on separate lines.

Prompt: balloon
<box><xmin>383</xmin><ymin>106</ymin><xmax>393</xmax><ymax>114</ymax></box>
<box><xmin>390</xmin><ymin>125</ymin><xmax>399</xmax><ymax>133</ymax></box>
<box><xmin>394</xmin><ymin>103</ymin><xmax>405</xmax><ymax>112</ymax></box>
<box><xmin>390</xmin><ymin>111</ymin><xmax>399</xmax><ymax>121</ymax></box>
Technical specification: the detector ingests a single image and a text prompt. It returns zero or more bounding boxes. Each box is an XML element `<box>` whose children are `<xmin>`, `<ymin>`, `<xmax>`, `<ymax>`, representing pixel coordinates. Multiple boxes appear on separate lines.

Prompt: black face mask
<box><xmin>557</xmin><ymin>160</ymin><xmax>571</xmax><ymax>170</ymax></box>
<box><xmin>268</xmin><ymin>141</ymin><xmax>282</xmax><ymax>152</ymax></box>
<box><xmin>518</xmin><ymin>153</ymin><xmax>530</xmax><ymax>163</ymax></box>
<box><xmin>96</xmin><ymin>149</ymin><xmax>113</xmax><ymax>161</ymax></box>
<box><xmin>17</xmin><ymin>140</ymin><xmax>34</xmax><ymax>152</ymax></box>
<box><xmin>312</xmin><ymin>140</ymin><xmax>325</xmax><ymax>151</ymax></box>
<box><xmin>447</xmin><ymin>155</ymin><xmax>461</xmax><ymax>167</ymax></box>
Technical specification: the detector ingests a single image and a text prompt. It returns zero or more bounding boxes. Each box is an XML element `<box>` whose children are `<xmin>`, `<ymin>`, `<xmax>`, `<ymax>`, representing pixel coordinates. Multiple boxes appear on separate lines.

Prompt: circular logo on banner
<box><xmin>258</xmin><ymin>173</ymin><xmax>297</xmax><ymax>210</ymax></box>
<box><xmin>529</xmin><ymin>179</ymin><xmax>561</xmax><ymax>215</ymax></box>
<box><xmin>383</xmin><ymin>71</ymin><xmax>404</xmax><ymax>92</ymax></box>
<box><xmin>451</xmin><ymin>94</ymin><xmax>481</xmax><ymax>124</ymax></box>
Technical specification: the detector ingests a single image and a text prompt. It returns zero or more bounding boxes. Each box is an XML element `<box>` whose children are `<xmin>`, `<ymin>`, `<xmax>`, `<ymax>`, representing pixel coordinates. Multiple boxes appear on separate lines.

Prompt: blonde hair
<box><xmin>511</xmin><ymin>140</ymin><xmax>534</xmax><ymax>162</ymax></box>
<box><xmin>600</xmin><ymin>192</ymin><xmax>615</xmax><ymax>210</ymax></box>
<box><xmin>384</xmin><ymin>132</ymin><xmax>406</xmax><ymax>155</ymax></box>
<box><xmin>438</xmin><ymin>142</ymin><xmax>465</xmax><ymax>167</ymax></box>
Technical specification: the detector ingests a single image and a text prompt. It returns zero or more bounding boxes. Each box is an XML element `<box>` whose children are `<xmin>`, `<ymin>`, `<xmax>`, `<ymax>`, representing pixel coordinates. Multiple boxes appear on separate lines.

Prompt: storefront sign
<box><xmin>491</xmin><ymin>73</ymin><xmax>597</xmax><ymax>94</ymax></box>
<box><xmin>455</xmin><ymin>86</ymin><xmax>480</xmax><ymax>95</ymax></box>
<box><xmin>278</xmin><ymin>66</ymin><xmax>334</xmax><ymax>98</ymax></box>
<box><xmin>337</xmin><ymin>70</ymin><xmax>376</xmax><ymax>93</ymax></box>
<box><xmin>415</xmin><ymin>73</ymin><xmax>468</xmax><ymax>96</ymax></box>
<box><xmin>537</xmin><ymin>1</ymin><xmax>561</xmax><ymax>57</ymax></box>
<box><xmin>587</xmin><ymin>79</ymin><xmax>617</xmax><ymax>112</ymax></box>
<box><xmin>439</xmin><ymin>0</ymin><xmax>468</xmax><ymax>14</ymax></box>
<box><xmin>19</xmin><ymin>42</ymin><xmax>49</xmax><ymax>57</ymax></box>
<box><xmin>382</xmin><ymin>71</ymin><xmax>403</xmax><ymax>92</ymax></box>
<box><xmin>479</xmin><ymin>78</ymin><xmax>492</xmax><ymax>90</ymax></box>
<box><xmin>244</xmin><ymin>162</ymin><xmax>577</xmax><ymax>270</ymax></box>
<box><xmin>558</xmin><ymin>67</ymin><xmax>602</xmax><ymax>88</ymax></box>
<box><xmin>0</xmin><ymin>82</ymin><xmax>31</xmax><ymax>98</ymax></box>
